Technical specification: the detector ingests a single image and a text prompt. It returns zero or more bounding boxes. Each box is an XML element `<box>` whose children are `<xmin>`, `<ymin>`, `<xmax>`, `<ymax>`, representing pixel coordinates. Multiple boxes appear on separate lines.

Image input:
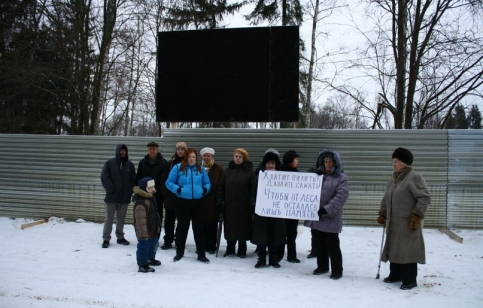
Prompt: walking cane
<box><xmin>376</xmin><ymin>225</ymin><xmax>386</xmax><ymax>279</ymax></box>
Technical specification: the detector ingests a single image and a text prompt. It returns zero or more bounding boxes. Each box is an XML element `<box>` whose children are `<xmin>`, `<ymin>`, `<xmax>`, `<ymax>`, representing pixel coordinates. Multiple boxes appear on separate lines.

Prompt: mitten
<box><xmin>317</xmin><ymin>207</ymin><xmax>327</xmax><ymax>216</ymax></box>
<box><xmin>177</xmin><ymin>186</ymin><xmax>182</xmax><ymax>194</ymax></box>
<box><xmin>409</xmin><ymin>213</ymin><xmax>420</xmax><ymax>230</ymax></box>
<box><xmin>203</xmin><ymin>187</ymin><xmax>208</xmax><ymax>195</ymax></box>
<box><xmin>377</xmin><ymin>215</ymin><xmax>386</xmax><ymax>225</ymax></box>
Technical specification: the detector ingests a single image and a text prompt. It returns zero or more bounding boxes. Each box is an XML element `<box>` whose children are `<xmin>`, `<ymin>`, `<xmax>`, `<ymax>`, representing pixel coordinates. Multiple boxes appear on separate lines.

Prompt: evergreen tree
<box><xmin>164</xmin><ymin>0</ymin><xmax>244</xmax><ymax>30</ymax></box>
<box><xmin>467</xmin><ymin>105</ymin><xmax>482</xmax><ymax>129</ymax></box>
<box><xmin>445</xmin><ymin>104</ymin><xmax>470</xmax><ymax>129</ymax></box>
<box><xmin>245</xmin><ymin>0</ymin><xmax>303</xmax><ymax>26</ymax></box>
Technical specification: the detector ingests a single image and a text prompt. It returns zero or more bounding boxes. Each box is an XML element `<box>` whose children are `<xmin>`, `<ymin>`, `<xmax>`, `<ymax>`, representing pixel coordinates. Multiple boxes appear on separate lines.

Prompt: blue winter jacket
<box><xmin>165</xmin><ymin>163</ymin><xmax>211</xmax><ymax>200</ymax></box>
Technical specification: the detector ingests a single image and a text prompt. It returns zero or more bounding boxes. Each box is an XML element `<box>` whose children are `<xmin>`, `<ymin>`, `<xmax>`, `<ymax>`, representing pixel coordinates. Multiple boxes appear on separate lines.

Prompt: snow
<box><xmin>0</xmin><ymin>217</ymin><xmax>482</xmax><ymax>308</ymax></box>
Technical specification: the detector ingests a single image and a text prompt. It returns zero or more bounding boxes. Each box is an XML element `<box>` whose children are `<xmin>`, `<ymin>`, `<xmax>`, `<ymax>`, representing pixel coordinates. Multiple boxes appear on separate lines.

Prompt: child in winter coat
<box><xmin>133</xmin><ymin>177</ymin><xmax>162</xmax><ymax>273</ymax></box>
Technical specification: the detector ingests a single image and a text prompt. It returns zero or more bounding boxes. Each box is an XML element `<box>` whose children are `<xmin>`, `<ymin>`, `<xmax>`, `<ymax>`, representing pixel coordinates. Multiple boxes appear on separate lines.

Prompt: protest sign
<box><xmin>254</xmin><ymin>170</ymin><xmax>323</xmax><ymax>220</ymax></box>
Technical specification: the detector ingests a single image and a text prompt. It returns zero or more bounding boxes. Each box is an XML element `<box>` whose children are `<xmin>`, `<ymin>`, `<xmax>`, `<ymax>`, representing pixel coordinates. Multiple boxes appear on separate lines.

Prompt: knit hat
<box><xmin>392</xmin><ymin>147</ymin><xmax>413</xmax><ymax>166</ymax></box>
<box><xmin>200</xmin><ymin>147</ymin><xmax>215</xmax><ymax>156</ymax></box>
<box><xmin>139</xmin><ymin>177</ymin><xmax>155</xmax><ymax>191</ymax></box>
<box><xmin>147</xmin><ymin>141</ymin><xmax>158</xmax><ymax>148</ymax></box>
<box><xmin>283</xmin><ymin>150</ymin><xmax>300</xmax><ymax>165</ymax></box>
<box><xmin>176</xmin><ymin>142</ymin><xmax>187</xmax><ymax>149</ymax></box>
<box><xmin>233</xmin><ymin>148</ymin><xmax>249</xmax><ymax>161</ymax></box>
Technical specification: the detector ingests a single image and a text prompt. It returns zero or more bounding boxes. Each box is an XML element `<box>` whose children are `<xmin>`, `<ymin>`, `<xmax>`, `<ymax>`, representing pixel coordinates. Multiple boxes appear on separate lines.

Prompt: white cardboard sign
<box><xmin>254</xmin><ymin>170</ymin><xmax>323</xmax><ymax>220</ymax></box>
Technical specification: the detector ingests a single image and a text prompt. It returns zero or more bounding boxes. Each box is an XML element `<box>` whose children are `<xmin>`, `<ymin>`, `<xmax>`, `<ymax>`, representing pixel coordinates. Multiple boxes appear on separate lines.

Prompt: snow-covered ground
<box><xmin>0</xmin><ymin>217</ymin><xmax>482</xmax><ymax>308</ymax></box>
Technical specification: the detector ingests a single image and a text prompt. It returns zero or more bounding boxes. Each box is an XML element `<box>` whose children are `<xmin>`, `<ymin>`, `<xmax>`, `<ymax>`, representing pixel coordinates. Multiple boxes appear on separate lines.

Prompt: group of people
<box><xmin>100</xmin><ymin>142</ymin><xmax>430</xmax><ymax>290</ymax></box>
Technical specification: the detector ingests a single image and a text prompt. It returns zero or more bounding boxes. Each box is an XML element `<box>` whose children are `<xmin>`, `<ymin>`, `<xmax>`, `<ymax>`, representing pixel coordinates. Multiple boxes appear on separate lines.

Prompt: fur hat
<box><xmin>233</xmin><ymin>148</ymin><xmax>249</xmax><ymax>161</ymax></box>
<box><xmin>200</xmin><ymin>147</ymin><xmax>215</xmax><ymax>156</ymax></box>
<box><xmin>139</xmin><ymin>177</ymin><xmax>155</xmax><ymax>191</ymax></box>
<box><xmin>261</xmin><ymin>149</ymin><xmax>281</xmax><ymax>170</ymax></box>
<box><xmin>147</xmin><ymin>141</ymin><xmax>158</xmax><ymax>148</ymax></box>
<box><xmin>176</xmin><ymin>142</ymin><xmax>187</xmax><ymax>150</ymax></box>
<box><xmin>392</xmin><ymin>147</ymin><xmax>413</xmax><ymax>165</ymax></box>
<box><xmin>283</xmin><ymin>150</ymin><xmax>300</xmax><ymax>165</ymax></box>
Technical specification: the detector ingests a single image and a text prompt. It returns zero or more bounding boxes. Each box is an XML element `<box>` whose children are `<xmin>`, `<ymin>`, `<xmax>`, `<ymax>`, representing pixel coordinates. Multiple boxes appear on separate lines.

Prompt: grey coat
<box><xmin>379</xmin><ymin>166</ymin><xmax>430</xmax><ymax>264</ymax></box>
<box><xmin>304</xmin><ymin>149</ymin><xmax>349</xmax><ymax>233</ymax></box>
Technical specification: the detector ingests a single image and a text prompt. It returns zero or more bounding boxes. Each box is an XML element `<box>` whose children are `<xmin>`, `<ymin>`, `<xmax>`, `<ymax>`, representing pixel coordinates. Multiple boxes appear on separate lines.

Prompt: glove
<box><xmin>377</xmin><ymin>215</ymin><xmax>386</xmax><ymax>225</ymax></box>
<box><xmin>409</xmin><ymin>213</ymin><xmax>420</xmax><ymax>230</ymax></box>
<box><xmin>217</xmin><ymin>204</ymin><xmax>224</xmax><ymax>214</ymax></box>
<box><xmin>202</xmin><ymin>187</ymin><xmax>207</xmax><ymax>195</ymax></box>
<box><xmin>317</xmin><ymin>207</ymin><xmax>327</xmax><ymax>216</ymax></box>
<box><xmin>177</xmin><ymin>186</ymin><xmax>182</xmax><ymax>194</ymax></box>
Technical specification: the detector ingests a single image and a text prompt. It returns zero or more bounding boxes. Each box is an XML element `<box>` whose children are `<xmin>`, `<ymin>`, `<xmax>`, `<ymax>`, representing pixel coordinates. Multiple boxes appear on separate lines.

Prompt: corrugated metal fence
<box><xmin>0</xmin><ymin>130</ymin><xmax>481</xmax><ymax>229</ymax></box>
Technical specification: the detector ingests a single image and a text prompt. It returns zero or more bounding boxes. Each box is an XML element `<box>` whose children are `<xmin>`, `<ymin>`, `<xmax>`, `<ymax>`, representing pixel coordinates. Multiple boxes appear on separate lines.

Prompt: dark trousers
<box><xmin>226</xmin><ymin>240</ymin><xmax>247</xmax><ymax>255</ymax></box>
<box><xmin>136</xmin><ymin>236</ymin><xmax>159</xmax><ymax>266</ymax></box>
<box><xmin>204</xmin><ymin>222</ymin><xmax>218</xmax><ymax>252</ymax></box>
<box><xmin>278</xmin><ymin>219</ymin><xmax>299</xmax><ymax>260</ymax></box>
<box><xmin>156</xmin><ymin>199</ymin><xmax>164</xmax><ymax>236</ymax></box>
<box><xmin>310</xmin><ymin>229</ymin><xmax>317</xmax><ymax>253</ymax></box>
<box><xmin>313</xmin><ymin>229</ymin><xmax>343</xmax><ymax>275</ymax></box>
<box><xmin>389</xmin><ymin>262</ymin><xmax>418</xmax><ymax>284</ymax></box>
<box><xmin>174</xmin><ymin>197</ymin><xmax>206</xmax><ymax>257</ymax></box>
<box><xmin>163</xmin><ymin>207</ymin><xmax>177</xmax><ymax>245</ymax></box>
<box><xmin>258</xmin><ymin>245</ymin><xmax>278</xmax><ymax>263</ymax></box>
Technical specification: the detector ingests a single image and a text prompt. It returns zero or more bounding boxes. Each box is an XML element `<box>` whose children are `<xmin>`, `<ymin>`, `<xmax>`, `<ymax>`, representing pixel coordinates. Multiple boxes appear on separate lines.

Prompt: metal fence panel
<box><xmin>0</xmin><ymin>130</ymin><xmax>481</xmax><ymax>229</ymax></box>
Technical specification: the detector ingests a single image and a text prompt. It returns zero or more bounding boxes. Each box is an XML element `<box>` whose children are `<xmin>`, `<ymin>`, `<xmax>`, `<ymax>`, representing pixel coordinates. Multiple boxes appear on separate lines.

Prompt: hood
<box><xmin>314</xmin><ymin>149</ymin><xmax>343</xmax><ymax>176</ymax></box>
<box><xmin>115</xmin><ymin>144</ymin><xmax>129</xmax><ymax>160</ymax></box>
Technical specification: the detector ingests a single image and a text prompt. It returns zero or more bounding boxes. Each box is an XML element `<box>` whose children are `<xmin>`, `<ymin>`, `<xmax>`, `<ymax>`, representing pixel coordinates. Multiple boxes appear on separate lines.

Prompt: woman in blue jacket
<box><xmin>165</xmin><ymin>148</ymin><xmax>211</xmax><ymax>263</ymax></box>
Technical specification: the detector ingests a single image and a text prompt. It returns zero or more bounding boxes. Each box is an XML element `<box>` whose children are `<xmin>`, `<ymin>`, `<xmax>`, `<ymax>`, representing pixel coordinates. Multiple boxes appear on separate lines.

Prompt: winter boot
<box><xmin>138</xmin><ymin>264</ymin><xmax>155</xmax><ymax>273</ymax></box>
<box><xmin>255</xmin><ymin>259</ymin><xmax>267</xmax><ymax>268</ymax></box>
<box><xmin>117</xmin><ymin>238</ymin><xmax>130</xmax><ymax>245</ymax></box>
<box><xmin>197</xmin><ymin>256</ymin><xmax>210</xmax><ymax>264</ymax></box>
<box><xmin>269</xmin><ymin>256</ymin><xmax>281</xmax><ymax>268</ymax></box>
<box><xmin>173</xmin><ymin>254</ymin><xmax>183</xmax><ymax>262</ymax></box>
<box><xmin>101</xmin><ymin>241</ymin><xmax>109</xmax><ymax>248</ymax></box>
<box><xmin>160</xmin><ymin>243</ymin><xmax>173</xmax><ymax>250</ymax></box>
<box><xmin>149</xmin><ymin>259</ymin><xmax>162</xmax><ymax>266</ymax></box>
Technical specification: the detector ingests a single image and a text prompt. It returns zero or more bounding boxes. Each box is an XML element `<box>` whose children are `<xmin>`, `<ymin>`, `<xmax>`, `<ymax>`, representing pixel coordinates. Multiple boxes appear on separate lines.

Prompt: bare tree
<box><xmin>322</xmin><ymin>0</ymin><xmax>483</xmax><ymax>129</ymax></box>
<box><xmin>302</xmin><ymin>0</ymin><xmax>346</xmax><ymax>128</ymax></box>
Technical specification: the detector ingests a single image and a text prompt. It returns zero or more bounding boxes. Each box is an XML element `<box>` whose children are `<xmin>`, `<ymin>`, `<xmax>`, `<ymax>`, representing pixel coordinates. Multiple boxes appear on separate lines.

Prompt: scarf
<box><xmin>202</xmin><ymin>159</ymin><xmax>215</xmax><ymax>173</ymax></box>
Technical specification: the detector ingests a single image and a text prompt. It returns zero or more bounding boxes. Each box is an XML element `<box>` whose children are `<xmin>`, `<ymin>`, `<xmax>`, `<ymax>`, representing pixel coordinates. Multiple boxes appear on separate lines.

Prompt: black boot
<box><xmin>269</xmin><ymin>256</ymin><xmax>281</xmax><ymax>268</ymax></box>
<box><xmin>255</xmin><ymin>258</ymin><xmax>267</xmax><ymax>268</ymax></box>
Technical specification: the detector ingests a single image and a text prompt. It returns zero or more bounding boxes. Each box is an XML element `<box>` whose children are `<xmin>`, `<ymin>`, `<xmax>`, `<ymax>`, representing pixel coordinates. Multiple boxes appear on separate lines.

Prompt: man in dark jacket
<box><xmin>100</xmin><ymin>144</ymin><xmax>136</xmax><ymax>248</ymax></box>
<box><xmin>135</xmin><ymin>141</ymin><xmax>168</xmax><ymax>240</ymax></box>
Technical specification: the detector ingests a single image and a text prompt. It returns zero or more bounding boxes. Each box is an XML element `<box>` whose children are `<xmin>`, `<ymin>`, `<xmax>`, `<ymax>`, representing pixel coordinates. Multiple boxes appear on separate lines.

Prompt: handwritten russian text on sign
<box><xmin>255</xmin><ymin>170</ymin><xmax>323</xmax><ymax>220</ymax></box>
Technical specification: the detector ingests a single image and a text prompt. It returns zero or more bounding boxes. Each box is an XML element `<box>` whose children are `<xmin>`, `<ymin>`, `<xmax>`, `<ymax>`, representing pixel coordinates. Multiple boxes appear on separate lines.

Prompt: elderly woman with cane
<box><xmin>377</xmin><ymin>147</ymin><xmax>430</xmax><ymax>290</ymax></box>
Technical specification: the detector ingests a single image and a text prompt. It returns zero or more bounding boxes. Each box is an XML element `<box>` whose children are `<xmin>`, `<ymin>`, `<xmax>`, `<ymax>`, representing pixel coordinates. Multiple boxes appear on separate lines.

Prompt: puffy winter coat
<box><xmin>132</xmin><ymin>187</ymin><xmax>161</xmax><ymax>239</ymax></box>
<box><xmin>379</xmin><ymin>166</ymin><xmax>430</xmax><ymax>264</ymax></box>
<box><xmin>304</xmin><ymin>149</ymin><xmax>349</xmax><ymax>233</ymax></box>
<box><xmin>100</xmin><ymin>144</ymin><xmax>136</xmax><ymax>204</ymax></box>
<box><xmin>165</xmin><ymin>163</ymin><xmax>211</xmax><ymax>200</ymax></box>
<box><xmin>217</xmin><ymin>160</ymin><xmax>255</xmax><ymax>241</ymax></box>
